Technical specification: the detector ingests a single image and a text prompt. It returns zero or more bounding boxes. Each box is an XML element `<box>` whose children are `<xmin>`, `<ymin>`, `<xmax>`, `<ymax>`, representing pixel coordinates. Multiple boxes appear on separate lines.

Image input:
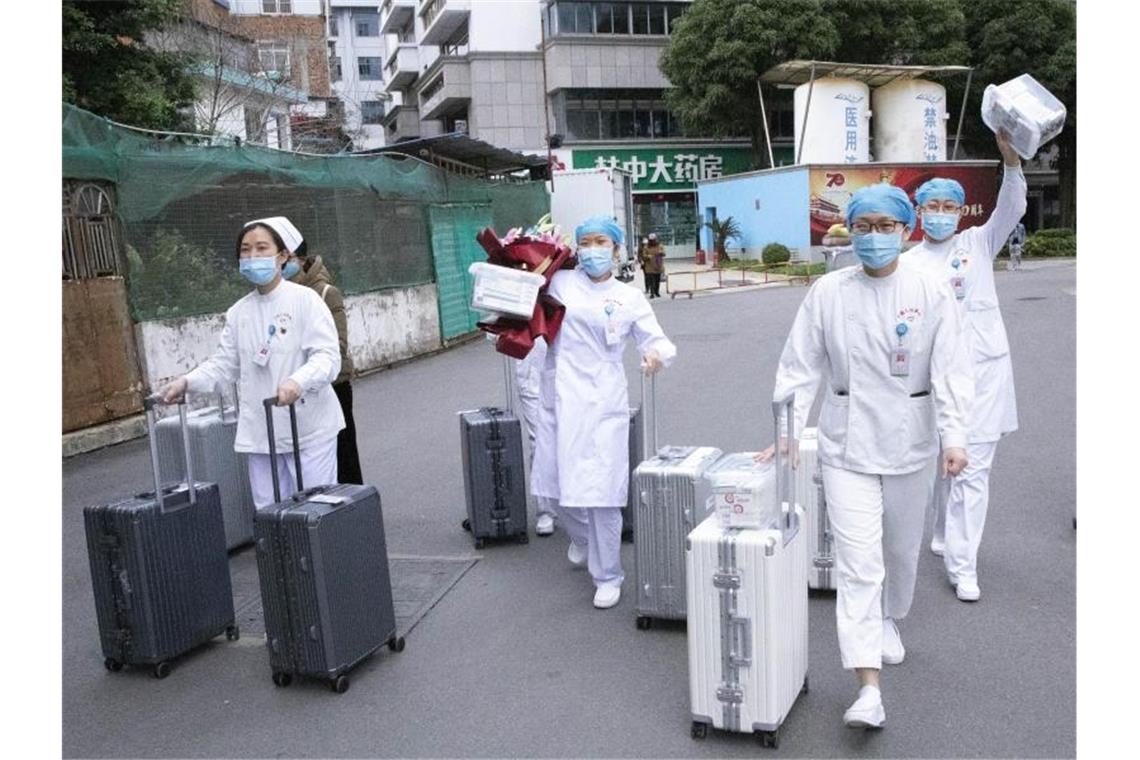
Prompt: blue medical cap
<box><xmin>575</xmin><ymin>215</ymin><xmax>625</xmax><ymax>246</ymax></box>
<box><xmin>914</xmin><ymin>177</ymin><xmax>966</xmax><ymax>207</ymax></box>
<box><xmin>845</xmin><ymin>183</ymin><xmax>916</xmax><ymax>229</ymax></box>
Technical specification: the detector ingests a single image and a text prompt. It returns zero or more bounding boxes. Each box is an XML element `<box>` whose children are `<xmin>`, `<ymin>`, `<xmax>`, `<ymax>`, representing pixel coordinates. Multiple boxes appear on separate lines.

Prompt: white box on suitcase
<box><xmin>686</xmin><ymin>508</ymin><xmax>808</xmax><ymax>746</ymax></box>
<box><xmin>797</xmin><ymin>428</ymin><xmax>835</xmax><ymax>590</ymax></box>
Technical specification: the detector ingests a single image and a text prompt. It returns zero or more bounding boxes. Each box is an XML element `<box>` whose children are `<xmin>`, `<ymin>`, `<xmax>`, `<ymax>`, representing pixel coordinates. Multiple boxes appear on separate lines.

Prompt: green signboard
<box><xmin>571</xmin><ymin>145</ymin><xmax>763</xmax><ymax>193</ymax></box>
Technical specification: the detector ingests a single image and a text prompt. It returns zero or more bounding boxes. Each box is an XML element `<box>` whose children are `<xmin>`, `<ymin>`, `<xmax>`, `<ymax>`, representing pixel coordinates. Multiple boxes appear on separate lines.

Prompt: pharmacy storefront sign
<box><xmin>571</xmin><ymin>147</ymin><xmax>754</xmax><ymax>193</ymax></box>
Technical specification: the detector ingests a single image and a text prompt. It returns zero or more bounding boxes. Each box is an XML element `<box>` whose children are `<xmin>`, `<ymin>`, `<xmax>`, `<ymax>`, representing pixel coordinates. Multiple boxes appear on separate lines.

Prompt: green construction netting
<box><xmin>62</xmin><ymin>104</ymin><xmax>550</xmax><ymax>321</ymax></box>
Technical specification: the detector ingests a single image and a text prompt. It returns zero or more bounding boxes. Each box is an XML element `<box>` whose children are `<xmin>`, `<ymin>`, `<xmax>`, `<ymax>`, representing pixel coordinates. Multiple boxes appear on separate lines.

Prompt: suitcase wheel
<box><xmin>516</xmin><ymin>533</ymin><xmax>529</xmax><ymax>545</ymax></box>
<box><xmin>621</xmin><ymin>529</ymin><xmax>634</xmax><ymax>544</ymax></box>
<box><xmin>272</xmin><ymin>671</ymin><xmax>293</xmax><ymax>688</ymax></box>
<box><xmin>226</xmin><ymin>625</ymin><xmax>240</xmax><ymax>642</ymax></box>
<box><xmin>690</xmin><ymin>722</ymin><xmax>708</xmax><ymax>740</ymax></box>
<box><xmin>801</xmin><ymin>675</ymin><xmax>809</xmax><ymax>695</ymax></box>
<box><xmin>103</xmin><ymin>658</ymin><xmax>123</xmax><ymax>673</ymax></box>
<box><xmin>758</xmin><ymin>729</ymin><xmax>779</xmax><ymax>749</ymax></box>
<box><xmin>474</xmin><ymin>538</ymin><xmax>485</xmax><ymax>550</ymax></box>
<box><xmin>461</xmin><ymin>519</ymin><xmax>471</xmax><ymax>532</ymax></box>
<box><xmin>152</xmin><ymin>661</ymin><xmax>172</xmax><ymax>680</ymax></box>
<box><xmin>331</xmin><ymin>675</ymin><xmax>350</xmax><ymax>694</ymax></box>
<box><xmin>636</xmin><ymin>616</ymin><xmax>652</xmax><ymax>631</ymax></box>
<box><xmin>388</xmin><ymin>635</ymin><xmax>406</xmax><ymax>653</ymax></box>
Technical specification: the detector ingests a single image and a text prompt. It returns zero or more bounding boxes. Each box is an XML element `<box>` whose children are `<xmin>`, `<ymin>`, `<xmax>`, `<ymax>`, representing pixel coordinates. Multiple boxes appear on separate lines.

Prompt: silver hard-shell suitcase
<box><xmin>687</xmin><ymin>395</ymin><xmax>809</xmax><ymax>749</ymax></box>
<box><xmin>254</xmin><ymin>399</ymin><xmax>404</xmax><ymax>694</ymax></box>
<box><xmin>633</xmin><ymin>375</ymin><xmax>722</xmax><ymax>629</ymax></box>
<box><xmin>154</xmin><ymin>391</ymin><xmax>254</xmax><ymax>550</ymax></box>
<box><xmin>83</xmin><ymin>397</ymin><xmax>238</xmax><ymax>678</ymax></box>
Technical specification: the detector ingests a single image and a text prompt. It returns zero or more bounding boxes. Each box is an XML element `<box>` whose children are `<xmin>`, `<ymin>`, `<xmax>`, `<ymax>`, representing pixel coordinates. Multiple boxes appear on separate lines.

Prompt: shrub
<box><xmin>1022</xmin><ymin>228</ymin><xmax>1076</xmax><ymax>258</ymax></box>
<box><xmin>761</xmin><ymin>242</ymin><xmax>791</xmax><ymax>265</ymax></box>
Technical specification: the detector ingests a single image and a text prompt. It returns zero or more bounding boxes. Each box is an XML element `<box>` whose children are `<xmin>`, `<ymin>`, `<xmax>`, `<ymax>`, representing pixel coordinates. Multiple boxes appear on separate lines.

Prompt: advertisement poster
<box><xmin>808</xmin><ymin>164</ymin><xmax>999</xmax><ymax>244</ymax></box>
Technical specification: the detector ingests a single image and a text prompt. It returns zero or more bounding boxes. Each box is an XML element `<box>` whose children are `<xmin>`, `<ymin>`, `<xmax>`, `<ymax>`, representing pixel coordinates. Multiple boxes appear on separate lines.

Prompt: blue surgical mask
<box><xmin>579</xmin><ymin>246</ymin><xmax>614</xmax><ymax>278</ymax></box>
<box><xmin>282</xmin><ymin>259</ymin><xmax>301</xmax><ymax>280</ymax></box>
<box><xmin>852</xmin><ymin>232</ymin><xmax>902</xmax><ymax>270</ymax></box>
<box><xmin>922</xmin><ymin>212</ymin><xmax>960</xmax><ymax>242</ymax></box>
<box><xmin>239</xmin><ymin>255</ymin><xmax>279</xmax><ymax>286</ymax></box>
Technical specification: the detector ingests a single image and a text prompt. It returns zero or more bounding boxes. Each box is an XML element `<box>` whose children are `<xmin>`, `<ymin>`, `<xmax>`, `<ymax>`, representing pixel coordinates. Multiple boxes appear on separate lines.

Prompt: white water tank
<box><xmin>872</xmin><ymin>79</ymin><xmax>948</xmax><ymax>162</ymax></box>
<box><xmin>793</xmin><ymin>78</ymin><xmax>870</xmax><ymax>163</ymax></box>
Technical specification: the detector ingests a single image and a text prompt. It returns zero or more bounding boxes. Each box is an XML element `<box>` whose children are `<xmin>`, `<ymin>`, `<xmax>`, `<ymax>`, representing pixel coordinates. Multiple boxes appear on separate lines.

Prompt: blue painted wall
<box><xmin>696</xmin><ymin>168</ymin><xmax>811</xmax><ymax>258</ymax></box>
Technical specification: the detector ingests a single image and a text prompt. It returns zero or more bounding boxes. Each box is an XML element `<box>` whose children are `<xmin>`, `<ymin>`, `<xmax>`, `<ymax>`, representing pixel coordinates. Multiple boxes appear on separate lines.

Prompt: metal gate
<box><xmin>428</xmin><ymin>203</ymin><xmax>494</xmax><ymax>341</ymax></box>
<box><xmin>62</xmin><ymin>181</ymin><xmax>144</xmax><ymax>433</ymax></box>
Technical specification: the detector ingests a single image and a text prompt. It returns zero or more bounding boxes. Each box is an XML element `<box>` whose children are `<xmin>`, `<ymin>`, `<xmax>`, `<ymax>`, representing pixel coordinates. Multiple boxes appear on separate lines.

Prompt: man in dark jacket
<box><xmin>285</xmin><ymin>247</ymin><xmax>364</xmax><ymax>484</ymax></box>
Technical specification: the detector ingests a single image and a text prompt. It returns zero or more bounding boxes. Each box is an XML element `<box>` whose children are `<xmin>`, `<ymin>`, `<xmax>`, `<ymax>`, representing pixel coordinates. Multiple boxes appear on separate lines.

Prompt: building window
<box><xmin>361</xmin><ymin>101</ymin><xmax>386</xmax><ymax>124</ymax></box>
<box><xmin>560</xmin><ymin>88</ymin><xmax>686</xmax><ymax>141</ymax></box>
<box><xmin>261</xmin><ymin>0</ymin><xmax>292</xmax><ymax>14</ymax></box>
<box><xmin>329</xmin><ymin>15</ymin><xmax>338</xmax><ymax>37</ymax></box>
<box><xmin>258</xmin><ymin>42</ymin><xmax>290</xmax><ymax>77</ymax></box>
<box><xmin>440</xmin><ymin>31</ymin><xmax>469</xmax><ymax>57</ymax></box>
<box><xmin>245</xmin><ymin>108</ymin><xmax>267</xmax><ymax>143</ymax></box>
<box><xmin>594</xmin><ymin>2</ymin><xmax>630</xmax><ymax>34</ymax></box>
<box><xmin>358</xmin><ymin>56</ymin><xmax>383</xmax><ymax>81</ymax></box>
<box><xmin>354</xmin><ymin>11</ymin><xmax>379</xmax><ymax>37</ymax></box>
<box><xmin>556</xmin><ymin>2</ymin><xmax>594</xmax><ymax>34</ymax></box>
<box><xmin>330</xmin><ymin>55</ymin><xmax>342</xmax><ymax>82</ymax></box>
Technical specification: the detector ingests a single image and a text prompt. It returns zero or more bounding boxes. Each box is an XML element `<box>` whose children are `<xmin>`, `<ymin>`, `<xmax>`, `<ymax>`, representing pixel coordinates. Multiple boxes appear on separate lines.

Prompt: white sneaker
<box><xmin>956</xmin><ymin>579</ymin><xmax>981</xmax><ymax>602</ymax></box>
<box><xmin>593</xmin><ymin>584</ymin><xmax>621</xmax><ymax>609</ymax></box>
<box><xmin>535</xmin><ymin>514</ymin><xmax>554</xmax><ymax>536</ymax></box>
<box><xmin>881</xmin><ymin>618</ymin><xmax>905</xmax><ymax>665</ymax></box>
<box><xmin>567</xmin><ymin>541</ymin><xmax>587</xmax><ymax>568</ymax></box>
<box><xmin>930</xmin><ymin>536</ymin><xmax>945</xmax><ymax>557</ymax></box>
<box><xmin>843</xmin><ymin>685</ymin><xmax>886</xmax><ymax>729</ymax></box>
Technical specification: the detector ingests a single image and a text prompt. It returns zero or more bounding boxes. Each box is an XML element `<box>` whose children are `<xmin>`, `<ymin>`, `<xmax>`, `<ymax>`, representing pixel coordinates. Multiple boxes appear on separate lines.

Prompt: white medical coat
<box><xmin>531</xmin><ymin>269</ymin><xmax>677</xmax><ymax>507</ymax></box>
<box><xmin>902</xmin><ymin>166</ymin><xmax>1026</xmax><ymax>443</ymax></box>
<box><xmin>773</xmin><ymin>265</ymin><xmax>973</xmax><ymax>476</ymax></box>
<box><xmin>185</xmin><ymin>280</ymin><xmax>345</xmax><ymax>454</ymax></box>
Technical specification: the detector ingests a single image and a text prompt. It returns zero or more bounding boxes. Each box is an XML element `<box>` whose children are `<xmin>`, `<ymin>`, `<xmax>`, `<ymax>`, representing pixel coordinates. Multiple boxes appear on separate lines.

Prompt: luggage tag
<box><xmin>891</xmin><ymin>322</ymin><xmax>911</xmax><ymax>377</ymax></box>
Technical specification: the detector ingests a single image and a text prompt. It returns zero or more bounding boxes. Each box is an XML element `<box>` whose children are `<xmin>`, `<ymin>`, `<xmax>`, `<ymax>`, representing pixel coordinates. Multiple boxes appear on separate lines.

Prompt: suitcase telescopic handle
<box><xmin>771</xmin><ymin>393</ymin><xmax>796</xmax><ymax>532</ymax></box>
<box><xmin>640</xmin><ymin>371</ymin><xmax>658</xmax><ymax>459</ymax></box>
<box><xmin>143</xmin><ymin>394</ymin><xmax>196</xmax><ymax>510</ymax></box>
<box><xmin>502</xmin><ymin>353</ymin><xmax>515</xmax><ymax>414</ymax></box>
<box><xmin>263</xmin><ymin>398</ymin><xmax>305</xmax><ymax>503</ymax></box>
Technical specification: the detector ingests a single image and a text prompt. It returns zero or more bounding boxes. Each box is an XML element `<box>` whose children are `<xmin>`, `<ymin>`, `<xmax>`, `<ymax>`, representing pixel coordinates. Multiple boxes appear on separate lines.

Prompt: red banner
<box><xmin>808</xmin><ymin>163</ymin><xmax>1000</xmax><ymax>245</ymax></box>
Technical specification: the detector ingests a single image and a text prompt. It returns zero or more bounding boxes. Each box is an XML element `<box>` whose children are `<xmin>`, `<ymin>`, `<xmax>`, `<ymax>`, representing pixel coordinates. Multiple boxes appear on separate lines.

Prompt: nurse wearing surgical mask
<box><xmin>530</xmin><ymin>215</ymin><xmax>677</xmax><ymax>609</ymax></box>
<box><xmin>902</xmin><ymin>130</ymin><xmax>1027</xmax><ymax>603</ymax></box>
<box><xmin>759</xmin><ymin>184</ymin><xmax>973</xmax><ymax>729</ymax></box>
<box><xmin>159</xmin><ymin>217</ymin><xmax>345</xmax><ymax>509</ymax></box>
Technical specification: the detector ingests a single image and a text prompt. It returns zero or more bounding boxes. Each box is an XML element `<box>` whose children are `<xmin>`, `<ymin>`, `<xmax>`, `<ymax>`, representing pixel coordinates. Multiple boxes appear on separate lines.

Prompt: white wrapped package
<box><xmin>981</xmin><ymin>73</ymin><xmax>1067</xmax><ymax>159</ymax></box>
<box><xmin>703</xmin><ymin>452</ymin><xmax>779</xmax><ymax>530</ymax></box>
<box><xmin>468</xmin><ymin>262</ymin><xmax>546</xmax><ymax>319</ymax></box>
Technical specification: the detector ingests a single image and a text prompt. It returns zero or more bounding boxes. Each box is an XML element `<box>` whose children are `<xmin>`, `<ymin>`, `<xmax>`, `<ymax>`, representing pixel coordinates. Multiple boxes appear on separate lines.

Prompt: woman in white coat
<box><xmin>530</xmin><ymin>215</ymin><xmax>676</xmax><ymax>609</ymax></box>
<box><xmin>902</xmin><ymin>130</ymin><xmax>1027</xmax><ymax>602</ymax></box>
<box><xmin>759</xmin><ymin>184</ymin><xmax>973</xmax><ymax>729</ymax></box>
<box><xmin>159</xmin><ymin>217</ymin><xmax>345</xmax><ymax>508</ymax></box>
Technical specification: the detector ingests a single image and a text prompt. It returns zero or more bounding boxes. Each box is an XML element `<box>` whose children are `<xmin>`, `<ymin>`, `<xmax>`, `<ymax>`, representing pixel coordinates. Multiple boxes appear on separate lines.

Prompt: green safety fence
<box><xmin>62</xmin><ymin>104</ymin><xmax>549</xmax><ymax>322</ymax></box>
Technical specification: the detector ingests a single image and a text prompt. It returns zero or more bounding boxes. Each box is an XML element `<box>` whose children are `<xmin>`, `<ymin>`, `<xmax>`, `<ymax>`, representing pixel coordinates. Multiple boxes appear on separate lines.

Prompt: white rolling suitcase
<box><xmin>687</xmin><ymin>396</ymin><xmax>809</xmax><ymax>749</ymax></box>
<box><xmin>797</xmin><ymin>428</ymin><xmax>835</xmax><ymax>590</ymax></box>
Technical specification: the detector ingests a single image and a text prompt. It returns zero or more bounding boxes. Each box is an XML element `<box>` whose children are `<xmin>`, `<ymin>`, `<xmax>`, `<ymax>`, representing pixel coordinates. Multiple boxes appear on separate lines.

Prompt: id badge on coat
<box><xmin>253</xmin><ymin>340</ymin><xmax>271</xmax><ymax>367</ymax></box>
<box><xmin>605</xmin><ymin>319</ymin><xmax>620</xmax><ymax>346</ymax></box>
<box><xmin>950</xmin><ymin>276</ymin><xmax>966</xmax><ymax>300</ymax></box>
<box><xmin>890</xmin><ymin>347</ymin><xmax>911</xmax><ymax>377</ymax></box>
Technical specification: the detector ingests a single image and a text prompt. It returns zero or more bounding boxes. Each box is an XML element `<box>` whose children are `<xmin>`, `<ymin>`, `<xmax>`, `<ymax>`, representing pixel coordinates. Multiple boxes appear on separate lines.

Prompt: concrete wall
<box><xmin>468</xmin><ymin>54</ymin><xmax>547</xmax><ymax>152</ymax></box>
<box><xmin>544</xmin><ymin>38</ymin><xmax>670</xmax><ymax>91</ymax></box>
<box><xmin>696</xmin><ymin>168</ymin><xmax>812</xmax><ymax>258</ymax></box>
<box><xmin>135</xmin><ymin>284</ymin><xmax>443</xmax><ymax>391</ymax></box>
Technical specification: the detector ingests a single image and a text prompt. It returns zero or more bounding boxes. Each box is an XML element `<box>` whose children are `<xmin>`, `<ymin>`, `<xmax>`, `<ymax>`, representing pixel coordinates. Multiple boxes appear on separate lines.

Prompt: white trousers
<box><xmin>517</xmin><ymin>390</ymin><xmax>556</xmax><ymax>521</ymax></box>
<box><xmin>931</xmin><ymin>441</ymin><xmax>999</xmax><ymax>584</ymax></box>
<box><xmin>247</xmin><ymin>437</ymin><xmax>339</xmax><ymax>509</ymax></box>
<box><xmin>554</xmin><ymin>504</ymin><xmax>624</xmax><ymax>588</ymax></box>
<box><xmin>822</xmin><ymin>461</ymin><xmax>933</xmax><ymax>670</ymax></box>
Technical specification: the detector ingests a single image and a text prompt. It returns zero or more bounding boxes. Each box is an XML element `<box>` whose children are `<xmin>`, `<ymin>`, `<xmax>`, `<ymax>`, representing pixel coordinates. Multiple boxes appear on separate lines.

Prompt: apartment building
<box><xmin>327</xmin><ymin>1</ymin><xmax>391</xmax><ymax>149</ymax></box>
<box><xmin>378</xmin><ymin>0</ymin><xmax>792</xmax><ymax>254</ymax></box>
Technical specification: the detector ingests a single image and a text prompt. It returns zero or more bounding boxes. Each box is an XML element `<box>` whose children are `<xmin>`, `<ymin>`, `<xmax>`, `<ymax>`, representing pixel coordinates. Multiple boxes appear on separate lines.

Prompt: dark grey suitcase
<box><xmin>254</xmin><ymin>399</ymin><xmax>404</xmax><ymax>693</ymax></box>
<box><xmin>154</xmin><ymin>391</ymin><xmax>254</xmax><ymax>551</ymax></box>
<box><xmin>83</xmin><ymin>397</ymin><xmax>238</xmax><ymax>678</ymax></box>
<box><xmin>459</xmin><ymin>406</ymin><xmax>529</xmax><ymax>548</ymax></box>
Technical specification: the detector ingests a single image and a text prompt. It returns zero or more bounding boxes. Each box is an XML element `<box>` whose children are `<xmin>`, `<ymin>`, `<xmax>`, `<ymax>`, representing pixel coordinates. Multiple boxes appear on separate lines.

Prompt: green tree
<box><xmin>960</xmin><ymin>0</ymin><xmax>1076</xmax><ymax>228</ymax></box>
<box><xmin>63</xmin><ymin>0</ymin><xmax>197</xmax><ymax>130</ymax></box>
<box><xmin>823</xmin><ymin>0</ymin><xmax>969</xmax><ymax>67</ymax></box>
<box><xmin>661</xmin><ymin>0</ymin><xmax>840</xmax><ymax>169</ymax></box>
<box><xmin>704</xmin><ymin>216</ymin><xmax>743</xmax><ymax>263</ymax></box>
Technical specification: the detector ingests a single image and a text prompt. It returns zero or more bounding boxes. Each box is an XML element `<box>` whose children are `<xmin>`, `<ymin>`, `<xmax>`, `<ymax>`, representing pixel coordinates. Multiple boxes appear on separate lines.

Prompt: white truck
<box><xmin>547</xmin><ymin>167</ymin><xmax>636</xmax><ymax>281</ymax></box>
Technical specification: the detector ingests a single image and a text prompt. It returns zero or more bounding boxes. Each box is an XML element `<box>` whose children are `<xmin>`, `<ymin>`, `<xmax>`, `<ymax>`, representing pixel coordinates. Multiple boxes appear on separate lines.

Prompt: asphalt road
<box><xmin>62</xmin><ymin>261</ymin><xmax>1076</xmax><ymax>758</ymax></box>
